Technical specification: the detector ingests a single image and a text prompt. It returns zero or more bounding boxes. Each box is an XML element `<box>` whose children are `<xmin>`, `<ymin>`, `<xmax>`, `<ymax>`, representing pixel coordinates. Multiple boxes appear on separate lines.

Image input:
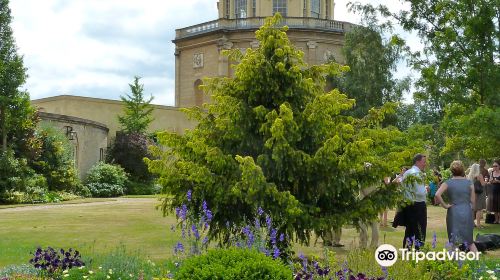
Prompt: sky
<box><xmin>9</xmin><ymin>0</ymin><xmax>420</xmax><ymax>106</ymax></box>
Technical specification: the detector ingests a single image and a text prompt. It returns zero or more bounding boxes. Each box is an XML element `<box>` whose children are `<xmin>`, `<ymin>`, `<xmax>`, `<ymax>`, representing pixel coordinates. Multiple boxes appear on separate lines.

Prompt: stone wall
<box><xmin>38</xmin><ymin>112</ymin><xmax>109</xmax><ymax>179</ymax></box>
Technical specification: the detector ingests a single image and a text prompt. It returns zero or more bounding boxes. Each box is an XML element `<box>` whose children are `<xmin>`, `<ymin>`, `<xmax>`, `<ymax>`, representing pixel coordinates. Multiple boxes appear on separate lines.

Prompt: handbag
<box><xmin>474</xmin><ymin>179</ymin><xmax>483</xmax><ymax>194</ymax></box>
<box><xmin>474</xmin><ymin>180</ymin><xmax>483</xmax><ymax>194</ymax></box>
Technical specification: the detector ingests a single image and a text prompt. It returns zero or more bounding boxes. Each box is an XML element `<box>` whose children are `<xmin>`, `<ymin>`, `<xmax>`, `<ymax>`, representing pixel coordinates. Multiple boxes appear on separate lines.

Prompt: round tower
<box><xmin>173</xmin><ymin>0</ymin><xmax>352</xmax><ymax>108</ymax></box>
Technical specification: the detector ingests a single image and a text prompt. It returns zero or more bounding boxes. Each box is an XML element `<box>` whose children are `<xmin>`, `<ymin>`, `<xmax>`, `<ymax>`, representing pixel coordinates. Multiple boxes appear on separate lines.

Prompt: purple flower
<box><xmin>202</xmin><ymin>236</ymin><xmax>209</xmax><ymax>246</ymax></box>
<box><xmin>432</xmin><ymin>232</ymin><xmax>437</xmax><ymax>249</ymax></box>
<box><xmin>254</xmin><ymin>217</ymin><xmax>261</xmax><ymax>230</ymax></box>
<box><xmin>202</xmin><ymin>201</ymin><xmax>213</xmax><ymax>222</ymax></box>
<box><xmin>174</xmin><ymin>242</ymin><xmax>184</xmax><ymax>254</ymax></box>
<box><xmin>175</xmin><ymin>207</ymin><xmax>180</xmax><ymax>218</ymax></box>
<box><xmin>257</xmin><ymin>207</ymin><xmax>264</xmax><ymax>216</ymax></box>
<box><xmin>273</xmin><ymin>247</ymin><xmax>280</xmax><ymax>259</ymax></box>
<box><xmin>381</xmin><ymin>266</ymin><xmax>388</xmax><ymax>278</ymax></box>
<box><xmin>242</xmin><ymin>226</ymin><xmax>251</xmax><ymax>237</ymax></box>
<box><xmin>270</xmin><ymin>228</ymin><xmax>278</xmax><ymax>245</ymax></box>
<box><xmin>247</xmin><ymin>232</ymin><xmax>255</xmax><ymax>248</ymax></box>
<box><xmin>266</xmin><ymin>215</ymin><xmax>272</xmax><ymax>229</ymax></box>
<box><xmin>279</xmin><ymin>233</ymin><xmax>285</xmax><ymax>242</ymax></box>
<box><xmin>192</xmin><ymin>224</ymin><xmax>200</xmax><ymax>240</ymax></box>
<box><xmin>180</xmin><ymin>204</ymin><xmax>188</xmax><ymax>221</ymax></box>
<box><xmin>187</xmin><ymin>190</ymin><xmax>192</xmax><ymax>202</ymax></box>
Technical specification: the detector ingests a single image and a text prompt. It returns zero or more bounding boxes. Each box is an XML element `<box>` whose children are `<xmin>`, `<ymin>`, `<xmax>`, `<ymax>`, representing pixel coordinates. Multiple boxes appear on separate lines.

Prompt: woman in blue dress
<box><xmin>435</xmin><ymin>161</ymin><xmax>478</xmax><ymax>252</ymax></box>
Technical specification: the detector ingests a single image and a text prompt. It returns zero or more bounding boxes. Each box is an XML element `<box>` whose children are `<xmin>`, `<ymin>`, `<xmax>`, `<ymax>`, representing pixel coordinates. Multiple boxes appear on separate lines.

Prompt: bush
<box><xmin>175</xmin><ymin>248</ymin><xmax>293</xmax><ymax>280</ymax></box>
<box><xmin>31</xmin><ymin>124</ymin><xmax>80</xmax><ymax>192</ymax></box>
<box><xmin>124</xmin><ymin>180</ymin><xmax>160</xmax><ymax>195</ymax></box>
<box><xmin>87</xmin><ymin>183</ymin><xmax>124</xmax><ymax>198</ymax></box>
<box><xmin>0</xmin><ymin>150</ymin><xmax>48</xmax><ymax>203</ymax></box>
<box><xmin>85</xmin><ymin>162</ymin><xmax>128</xmax><ymax>197</ymax></box>
<box><xmin>106</xmin><ymin>132</ymin><xmax>154</xmax><ymax>184</ymax></box>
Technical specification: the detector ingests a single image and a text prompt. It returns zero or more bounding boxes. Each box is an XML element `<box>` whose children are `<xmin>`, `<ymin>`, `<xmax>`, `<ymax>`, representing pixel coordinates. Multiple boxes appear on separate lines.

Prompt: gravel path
<box><xmin>0</xmin><ymin>198</ymin><xmax>155</xmax><ymax>213</ymax></box>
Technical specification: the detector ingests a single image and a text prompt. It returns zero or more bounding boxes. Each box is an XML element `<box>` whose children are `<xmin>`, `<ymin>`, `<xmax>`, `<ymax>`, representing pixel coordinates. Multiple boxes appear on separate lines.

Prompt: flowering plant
<box><xmin>29</xmin><ymin>247</ymin><xmax>84</xmax><ymax>274</ymax></box>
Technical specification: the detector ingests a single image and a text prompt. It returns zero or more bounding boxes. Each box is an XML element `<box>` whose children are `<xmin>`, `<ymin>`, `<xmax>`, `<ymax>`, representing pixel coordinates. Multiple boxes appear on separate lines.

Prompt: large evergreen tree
<box><xmin>147</xmin><ymin>15</ymin><xmax>422</xmax><ymax>246</ymax></box>
<box><xmin>0</xmin><ymin>0</ymin><xmax>30</xmax><ymax>153</ymax></box>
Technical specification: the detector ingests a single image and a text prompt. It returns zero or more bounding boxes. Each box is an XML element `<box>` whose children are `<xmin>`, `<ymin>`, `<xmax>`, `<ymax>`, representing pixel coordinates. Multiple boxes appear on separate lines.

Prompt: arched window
<box><xmin>311</xmin><ymin>0</ymin><xmax>320</xmax><ymax>18</ymax></box>
<box><xmin>273</xmin><ymin>0</ymin><xmax>287</xmax><ymax>17</ymax></box>
<box><xmin>194</xmin><ymin>79</ymin><xmax>203</xmax><ymax>107</ymax></box>
<box><xmin>235</xmin><ymin>0</ymin><xmax>247</xmax><ymax>18</ymax></box>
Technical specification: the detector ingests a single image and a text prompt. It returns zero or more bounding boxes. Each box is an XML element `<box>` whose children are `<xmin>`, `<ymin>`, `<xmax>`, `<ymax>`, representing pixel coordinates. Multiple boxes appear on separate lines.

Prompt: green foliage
<box><xmin>328</xmin><ymin>21</ymin><xmax>409</xmax><ymax>120</ymax></box>
<box><xmin>0</xmin><ymin>0</ymin><xmax>32</xmax><ymax>153</ymax></box>
<box><xmin>441</xmin><ymin>104</ymin><xmax>500</xmax><ymax>160</ymax></box>
<box><xmin>31</xmin><ymin>123</ymin><xmax>80</xmax><ymax>192</ymax></box>
<box><xmin>148</xmin><ymin>14</ymin><xmax>421</xmax><ymax>246</ymax></box>
<box><xmin>107</xmin><ymin>132</ymin><xmax>154</xmax><ymax>188</ymax></box>
<box><xmin>84</xmin><ymin>162</ymin><xmax>128</xmax><ymax>197</ymax></box>
<box><xmin>422</xmin><ymin>260</ymin><xmax>472</xmax><ymax>280</ymax></box>
<box><xmin>124</xmin><ymin>180</ymin><xmax>159</xmax><ymax>195</ymax></box>
<box><xmin>0</xmin><ymin>150</ymin><xmax>48</xmax><ymax>202</ymax></box>
<box><xmin>118</xmin><ymin>76</ymin><xmax>154</xmax><ymax>134</ymax></box>
<box><xmin>398</xmin><ymin>0</ymin><xmax>499</xmax><ymax>110</ymax></box>
<box><xmin>65</xmin><ymin>246</ymin><xmax>164</xmax><ymax>280</ymax></box>
<box><xmin>175</xmin><ymin>248</ymin><xmax>293</xmax><ymax>280</ymax></box>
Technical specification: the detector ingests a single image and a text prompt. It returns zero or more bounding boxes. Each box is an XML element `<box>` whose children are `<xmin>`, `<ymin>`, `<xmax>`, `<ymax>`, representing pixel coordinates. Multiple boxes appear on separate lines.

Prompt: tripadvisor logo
<box><xmin>375</xmin><ymin>244</ymin><xmax>481</xmax><ymax>267</ymax></box>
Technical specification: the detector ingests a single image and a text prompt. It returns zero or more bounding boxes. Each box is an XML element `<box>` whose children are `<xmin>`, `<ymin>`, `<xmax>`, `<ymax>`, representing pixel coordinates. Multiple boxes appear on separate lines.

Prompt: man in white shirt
<box><xmin>401</xmin><ymin>153</ymin><xmax>428</xmax><ymax>249</ymax></box>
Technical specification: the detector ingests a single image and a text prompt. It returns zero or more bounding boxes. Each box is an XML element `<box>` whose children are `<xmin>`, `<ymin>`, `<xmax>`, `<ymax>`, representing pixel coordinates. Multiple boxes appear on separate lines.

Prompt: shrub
<box><xmin>175</xmin><ymin>248</ymin><xmax>293</xmax><ymax>280</ymax></box>
<box><xmin>0</xmin><ymin>150</ymin><xmax>48</xmax><ymax>203</ymax></box>
<box><xmin>106</xmin><ymin>132</ymin><xmax>154</xmax><ymax>185</ymax></box>
<box><xmin>124</xmin><ymin>180</ymin><xmax>159</xmax><ymax>195</ymax></box>
<box><xmin>31</xmin><ymin>124</ymin><xmax>80</xmax><ymax>192</ymax></box>
<box><xmin>84</xmin><ymin>162</ymin><xmax>128</xmax><ymax>197</ymax></box>
<box><xmin>87</xmin><ymin>183</ymin><xmax>124</xmax><ymax>198</ymax></box>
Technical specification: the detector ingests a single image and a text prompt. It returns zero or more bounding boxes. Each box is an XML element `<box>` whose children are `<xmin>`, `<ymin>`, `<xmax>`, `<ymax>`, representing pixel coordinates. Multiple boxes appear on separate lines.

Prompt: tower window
<box><xmin>252</xmin><ymin>0</ymin><xmax>256</xmax><ymax>17</ymax></box>
<box><xmin>273</xmin><ymin>0</ymin><xmax>287</xmax><ymax>17</ymax></box>
<box><xmin>235</xmin><ymin>0</ymin><xmax>247</xmax><ymax>18</ymax></box>
<box><xmin>311</xmin><ymin>0</ymin><xmax>320</xmax><ymax>18</ymax></box>
<box><xmin>225</xmin><ymin>0</ymin><xmax>230</xmax><ymax>18</ymax></box>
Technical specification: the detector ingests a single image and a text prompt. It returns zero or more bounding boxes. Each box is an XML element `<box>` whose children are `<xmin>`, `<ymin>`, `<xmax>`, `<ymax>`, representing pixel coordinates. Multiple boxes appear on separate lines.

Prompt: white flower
<box><xmin>99</xmin><ymin>266</ymin><xmax>102</xmax><ymax>269</ymax></box>
<box><xmin>109</xmin><ymin>269</ymin><xmax>113</xmax><ymax>274</ymax></box>
<box><xmin>79</xmin><ymin>266</ymin><xmax>85</xmax><ymax>270</ymax></box>
<box><xmin>83</xmin><ymin>276</ymin><xmax>88</xmax><ymax>279</ymax></box>
<box><xmin>490</xmin><ymin>276</ymin><xmax>497</xmax><ymax>280</ymax></box>
<box><xmin>63</xmin><ymin>270</ymin><xmax>69</xmax><ymax>274</ymax></box>
<box><xmin>89</xmin><ymin>271</ymin><xmax>94</xmax><ymax>274</ymax></box>
<box><xmin>129</xmin><ymin>274</ymin><xmax>133</xmax><ymax>277</ymax></box>
<box><xmin>487</xmin><ymin>270</ymin><xmax>494</xmax><ymax>274</ymax></box>
<box><xmin>107</xmin><ymin>275</ymin><xmax>111</xmax><ymax>279</ymax></box>
<box><xmin>63</xmin><ymin>274</ymin><xmax>69</xmax><ymax>278</ymax></box>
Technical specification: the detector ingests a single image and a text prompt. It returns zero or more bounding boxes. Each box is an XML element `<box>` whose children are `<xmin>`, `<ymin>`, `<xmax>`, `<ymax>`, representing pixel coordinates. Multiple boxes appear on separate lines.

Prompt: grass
<box><xmin>0</xmin><ymin>198</ymin><xmax>499</xmax><ymax>268</ymax></box>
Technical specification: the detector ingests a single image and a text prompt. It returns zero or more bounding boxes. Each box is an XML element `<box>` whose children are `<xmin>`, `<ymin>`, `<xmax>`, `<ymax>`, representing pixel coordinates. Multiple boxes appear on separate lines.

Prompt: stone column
<box><xmin>218</xmin><ymin>36</ymin><xmax>233</xmax><ymax>77</ymax></box>
<box><xmin>307</xmin><ymin>40</ymin><xmax>318</xmax><ymax>65</ymax></box>
<box><xmin>174</xmin><ymin>48</ymin><xmax>181</xmax><ymax>107</ymax></box>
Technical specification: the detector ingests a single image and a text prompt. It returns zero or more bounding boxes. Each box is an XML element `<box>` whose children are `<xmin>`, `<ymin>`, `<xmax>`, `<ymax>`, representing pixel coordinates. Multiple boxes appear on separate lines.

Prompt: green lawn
<box><xmin>0</xmin><ymin>198</ymin><xmax>498</xmax><ymax>268</ymax></box>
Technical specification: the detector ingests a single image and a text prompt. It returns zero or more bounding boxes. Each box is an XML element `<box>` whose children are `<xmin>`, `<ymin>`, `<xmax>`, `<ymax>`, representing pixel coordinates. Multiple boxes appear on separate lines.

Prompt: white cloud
<box><xmin>10</xmin><ymin>0</ymin><xmax>420</xmax><ymax>105</ymax></box>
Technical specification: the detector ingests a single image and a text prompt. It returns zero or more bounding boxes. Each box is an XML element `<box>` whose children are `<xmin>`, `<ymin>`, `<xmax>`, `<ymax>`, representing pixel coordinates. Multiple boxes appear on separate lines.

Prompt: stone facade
<box><xmin>38</xmin><ymin>112</ymin><xmax>109</xmax><ymax>179</ymax></box>
<box><xmin>32</xmin><ymin>95</ymin><xmax>196</xmax><ymax>141</ymax></box>
<box><xmin>174</xmin><ymin>0</ymin><xmax>352</xmax><ymax>108</ymax></box>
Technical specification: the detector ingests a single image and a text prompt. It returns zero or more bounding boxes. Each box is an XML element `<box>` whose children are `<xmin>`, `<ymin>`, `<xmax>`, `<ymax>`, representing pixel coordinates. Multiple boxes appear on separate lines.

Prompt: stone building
<box><xmin>32</xmin><ymin>0</ymin><xmax>353</xmax><ymax>178</ymax></box>
<box><xmin>174</xmin><ymin>0</ymin><xmax>352</xmax><ymax>107</ymax></box>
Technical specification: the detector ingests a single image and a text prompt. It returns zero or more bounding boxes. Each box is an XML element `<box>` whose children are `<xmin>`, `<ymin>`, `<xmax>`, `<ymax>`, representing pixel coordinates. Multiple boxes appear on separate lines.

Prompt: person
<box><xmin>467</xmin><ymin>163</ymin><xmax>487</xmax><ymax>228</ymax></box>
<box><xmin>392</xmin><ymin>167</ymin><xmax>408</xmax><ymax>184</ymax></box>
<box><xmin>401</xmin><ymin>154</ymin><xmax>428</xmax><ymax>249</ymax></box>
<box><xmin>428</xmin><ymin>170</ymin><xmax>441</xmax><ymax>202</ymax></box>
<box><xmin>479</xmin><ymin>159</ymin><xmax>490</xmax><ymax>181</ymax></box>
<box><xmin>487</xmin><ymin>159</ymin><xmax>500</xmax><ymax>224</ymax></box>
<box><xmin>434</xmin><ymin>161</ymin><xmax>478</xmax><ymax>252</ymax></box>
